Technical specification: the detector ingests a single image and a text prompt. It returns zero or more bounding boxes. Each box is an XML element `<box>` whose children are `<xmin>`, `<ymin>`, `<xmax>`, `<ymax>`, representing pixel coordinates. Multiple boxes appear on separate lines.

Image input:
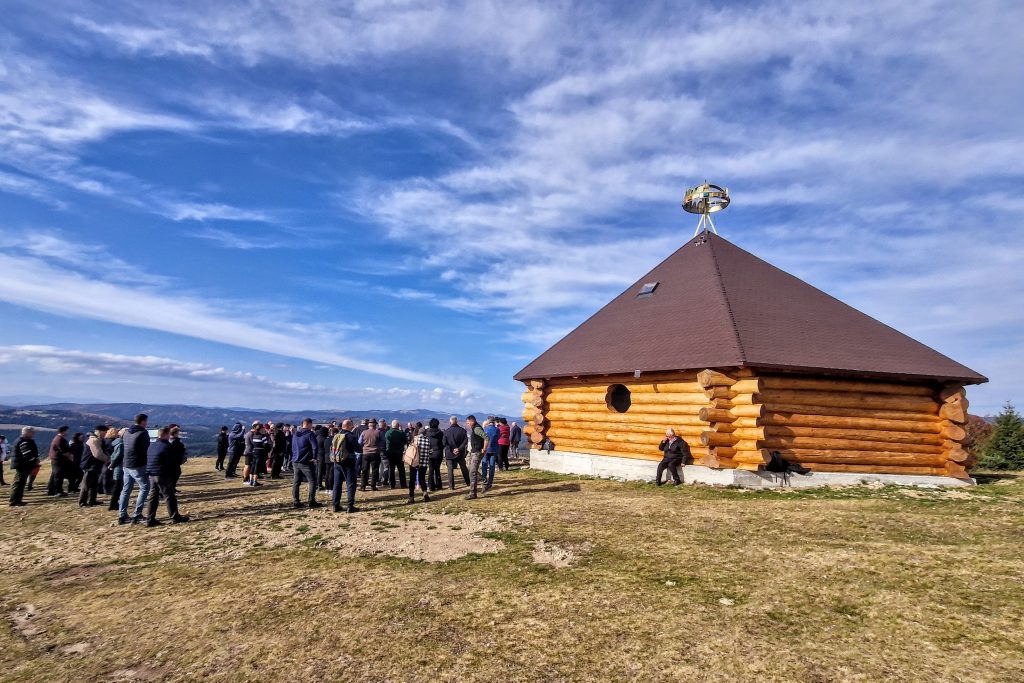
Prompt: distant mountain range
<box><xmin>0</xmin><ymin>402</ymin><xmax>508</xmax><ymax>455</ymax></box>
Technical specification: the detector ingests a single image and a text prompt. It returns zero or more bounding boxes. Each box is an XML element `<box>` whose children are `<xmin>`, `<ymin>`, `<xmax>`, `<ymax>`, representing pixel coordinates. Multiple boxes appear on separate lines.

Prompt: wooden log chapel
<box><xmin>514</xmin><ymin>228</ymin><xmax>986</xmax><ymax>485</ymax></box>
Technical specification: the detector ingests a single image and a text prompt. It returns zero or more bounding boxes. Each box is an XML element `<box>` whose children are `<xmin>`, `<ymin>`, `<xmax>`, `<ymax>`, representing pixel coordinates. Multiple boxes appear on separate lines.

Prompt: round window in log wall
<box><xmin>607</xmin><ymin>384</ymin><xmax>632</xmax><ymax>413</ymax></box>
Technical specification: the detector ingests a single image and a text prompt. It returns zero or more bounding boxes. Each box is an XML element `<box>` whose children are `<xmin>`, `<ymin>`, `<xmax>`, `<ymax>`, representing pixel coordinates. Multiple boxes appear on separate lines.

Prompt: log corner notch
<box><xmin>938</xmin><ymin>384</ymin><xmax>972</xmax><ymax>479</ymax></box>
<box><xmin>697</xmin><ymin>369</ymin><xmax>768</xmax><ymax>471</ymax></box>
<box><xmin>521</xmin><ymin>380</ymin><xmax>548</xmax><ymax>449</ymax></box>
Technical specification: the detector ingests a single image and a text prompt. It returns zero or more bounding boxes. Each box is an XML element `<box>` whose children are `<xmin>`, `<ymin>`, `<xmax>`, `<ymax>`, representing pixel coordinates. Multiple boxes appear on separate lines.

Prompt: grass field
<box><xmin>1</xmin><ymin>459</ymin><xmax>1022</xmax><ymax>682</ymax></box>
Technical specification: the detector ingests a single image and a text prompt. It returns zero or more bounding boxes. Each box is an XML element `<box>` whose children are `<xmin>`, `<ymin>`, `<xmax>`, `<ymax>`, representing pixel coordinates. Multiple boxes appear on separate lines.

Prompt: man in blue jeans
<box><xmin>118</xmin><ymin>414</ymin><xmax>152</xmax><ymax>525</ymax></box>
<box><xmin>482</xmin><ymin>416</ymin><xmax>500</xmax><ymax>493</ymax></box>
<box><xmin>291</xmin><ymin>418</ymin><xmax>323</xmax><ymax>509</ymax></box>
<box><xmin>330</xmin><ymin>419</ymin><xmax>360</xmax><ymax>513</ymax></box>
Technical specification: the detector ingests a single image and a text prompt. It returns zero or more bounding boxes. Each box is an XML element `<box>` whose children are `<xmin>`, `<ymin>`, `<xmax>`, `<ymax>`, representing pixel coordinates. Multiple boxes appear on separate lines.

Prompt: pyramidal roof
<box><xmin>514</xmin><ymin>233</ymin><xmax>986</xmax><ymax>384</ymax></box>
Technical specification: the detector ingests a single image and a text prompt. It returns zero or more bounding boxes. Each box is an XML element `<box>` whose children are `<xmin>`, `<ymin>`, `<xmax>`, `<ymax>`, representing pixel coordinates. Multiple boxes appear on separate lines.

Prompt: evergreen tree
<box><xmin>980</xmin><ymin>402</ymin><xmax>1024</xmax><ymax>470</ymax></box>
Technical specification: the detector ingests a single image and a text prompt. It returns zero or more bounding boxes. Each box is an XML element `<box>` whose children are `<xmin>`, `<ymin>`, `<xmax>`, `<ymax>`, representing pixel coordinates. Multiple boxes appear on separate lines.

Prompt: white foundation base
<box><xmin>529</xmin><ymin>449</ymin><xmax>974</xmax><ymax>489</ymax></box>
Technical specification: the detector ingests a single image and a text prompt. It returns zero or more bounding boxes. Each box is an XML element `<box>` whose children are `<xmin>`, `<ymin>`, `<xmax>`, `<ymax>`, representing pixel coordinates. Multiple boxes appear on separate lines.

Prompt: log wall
<box><xmin>520</xmin><ymin>369</ymin><xmax>974</xmax><ymax>479</ymax></box>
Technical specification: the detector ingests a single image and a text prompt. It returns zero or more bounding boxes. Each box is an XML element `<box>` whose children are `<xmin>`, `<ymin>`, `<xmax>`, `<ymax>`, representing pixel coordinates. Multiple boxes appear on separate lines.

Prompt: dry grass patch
<box><xmin>0</xmin><ymin>461</ymin><xmax>1022</xmax><ymax>681</ymax></box>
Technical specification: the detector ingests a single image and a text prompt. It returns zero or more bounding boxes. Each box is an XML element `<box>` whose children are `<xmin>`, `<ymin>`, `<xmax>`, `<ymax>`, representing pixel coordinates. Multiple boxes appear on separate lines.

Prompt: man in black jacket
<box><xmin>225</xmin><ymin>422</ymin><xmax>245</xmax><ymax>479</ymax></box>
<box><xmin>144</xmin><ymin>426</ymin><xmax>190</xmax><ymax>526</ymax></box>
<box><xmin>271</xmin><ymin>423</ymin><xmax>286</xmax><ymax>479</ymax></box>
<box><xmin>656</xmin><ymin>428</ymin><xmax>690</xmax><ymax>486</ymax></box>
<box><xmin>9</xmin><ymin>427</ymin><xmax>40</xmax><ymax>506</ymax></box>
<box><xmin>443</xmin><ymin>416</ymin><xmax>470</xmax><ymax>490</ymax></box>
<box><xmin>424</xmin><ymin>418</ymin><xmax>445</xmax><ymax>491</ymax></box>
<box><xmin>215</xmin><ymin>426</ymin><xmax>229</xmax><ymax>471</ymax></box>
<box><xmin>117</xmin><ymin>414</ymin><xmax>152</xmax><ymax>524</ymax></box>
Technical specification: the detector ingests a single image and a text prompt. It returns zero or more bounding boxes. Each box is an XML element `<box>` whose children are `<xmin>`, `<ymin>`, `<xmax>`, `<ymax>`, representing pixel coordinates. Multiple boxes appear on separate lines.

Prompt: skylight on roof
<box><xmin>637</xmin><ymin>282</ymin><xmax>659</xmax><ymax>298</ymax></box>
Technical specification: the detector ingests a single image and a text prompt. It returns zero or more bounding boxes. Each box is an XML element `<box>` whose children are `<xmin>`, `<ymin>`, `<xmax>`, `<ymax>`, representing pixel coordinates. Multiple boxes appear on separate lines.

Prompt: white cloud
<box><xmin>0</xmin><ymin>344</ymin><xmax>485</xmax><ymax>408</ymax></box>
<box><xmin>0</xmin><ymin>230</ymin><xmax>479</xmax><ymax>391</ymax></box>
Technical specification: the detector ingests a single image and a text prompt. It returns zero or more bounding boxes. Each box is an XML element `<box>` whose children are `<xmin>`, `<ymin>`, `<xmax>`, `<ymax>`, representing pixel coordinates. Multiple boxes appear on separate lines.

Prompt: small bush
<box><xmin>979</xmin><ymin>402</ymin><xmax>1024</xmax><ymax>470</ymax></box>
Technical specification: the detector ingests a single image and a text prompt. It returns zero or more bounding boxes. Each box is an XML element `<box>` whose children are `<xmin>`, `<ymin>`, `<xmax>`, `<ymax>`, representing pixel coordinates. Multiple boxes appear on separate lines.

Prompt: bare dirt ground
<box><xmin>1</xmin><ymin>460</ymin><xmax>1022</xmax><ymax>682</ymax></box>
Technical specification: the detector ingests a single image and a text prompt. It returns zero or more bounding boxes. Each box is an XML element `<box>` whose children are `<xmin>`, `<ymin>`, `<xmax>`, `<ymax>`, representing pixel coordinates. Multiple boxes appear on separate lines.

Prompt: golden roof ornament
<box><xmin>683</xmin><ymin>182</ymin><xmax>730</xmax><ymax>236</ymax></box>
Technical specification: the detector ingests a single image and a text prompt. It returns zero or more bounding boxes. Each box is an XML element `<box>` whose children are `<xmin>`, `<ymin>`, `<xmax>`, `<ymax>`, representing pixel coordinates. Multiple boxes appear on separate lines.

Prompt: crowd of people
<box><xmin>214</xmin><ymin>415</ymin><xmax>521</xmax><ymax>512</ymax></box>
<box><xmin>5</xmin><ymin>413</ymin><xmax>525</xmax><ymax>520</ymax></box>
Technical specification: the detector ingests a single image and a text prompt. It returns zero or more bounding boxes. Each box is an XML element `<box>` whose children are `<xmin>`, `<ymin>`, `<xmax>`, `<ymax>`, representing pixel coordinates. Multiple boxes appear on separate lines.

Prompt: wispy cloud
<box><xmin>0</xmin><ymin>229</ymin><xmax>477</xmax><ymax>390</ymax></box>
<box><xmin>0</xmin><ymin>344</ymin><xmax>484</xmax><ymax>408</ymax></box>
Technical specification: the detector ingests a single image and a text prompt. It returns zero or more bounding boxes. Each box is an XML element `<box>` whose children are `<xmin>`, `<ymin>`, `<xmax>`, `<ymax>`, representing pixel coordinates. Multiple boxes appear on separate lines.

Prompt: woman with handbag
<box><xmin>405</xmin><ymin>423</ymin><xmax>431</xmax><ymax>504</ymax></box>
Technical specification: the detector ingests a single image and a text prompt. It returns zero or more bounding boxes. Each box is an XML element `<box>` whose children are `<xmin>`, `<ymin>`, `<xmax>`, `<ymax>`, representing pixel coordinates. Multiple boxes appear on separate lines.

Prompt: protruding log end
<box><xmin>697</xmin><ymin>369</ymin><xmax>736</xmax><ymax>389</ymax></box>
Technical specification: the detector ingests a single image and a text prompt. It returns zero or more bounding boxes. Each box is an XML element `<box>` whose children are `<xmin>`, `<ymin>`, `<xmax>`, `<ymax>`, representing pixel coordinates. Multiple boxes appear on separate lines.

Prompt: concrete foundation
<box><xmin>529</xmin><ymin>449</ymin><xmax>975</xmax><ymax>489</ymax></box>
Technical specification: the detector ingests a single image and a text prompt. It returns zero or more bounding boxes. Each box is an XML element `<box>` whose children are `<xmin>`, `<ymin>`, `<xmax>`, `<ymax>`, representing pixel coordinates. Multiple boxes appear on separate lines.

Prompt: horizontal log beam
<box><xmin>799</xmin><ymin>463</ymin><xmax>948</xmax><ymax>476</ymax></box>
<box><xmin>762</xmin><ymin>425</ymin><xmax>943</xmax><ymax>446</ymax></box>
<box><xmin>544</xmin><ymin>403</ymin><xmax>705</xmax><ymax>417</ymax></box>
<box><xmin>759</xmin><ymin>390</ymin><xmax>939</xmax><ymax>412</ymax></box>
<box><xmin>761</xmin><ymin>376</ymin><xmax>935</xmax><ymax>396</ymax></box>
<box><xmin>765</xmin><ymin>403</ymin><xmax>941</xmax><ymax>422</ymax></box>
<box><xmin>548</xmin><ymin>437</ymin><xmax>708</xmax><ymax>460</ymax></box>
<box><xmin>546</xmin><ymin>390</ymin><xmax>711</xmax><ymax>406</ymax></box>
<box><xmin>762</xmin><ymin>413</ymin><xmax>942</xmax><ymax>434</ymax></box>
<box><xmin>760</xmin><ymin>436</ymin><xmax>942</xmax><ymax>454</ymax></box>
<box><xmin>771</xmin><ymin>450</ymin><xmax>946</xmax><ymax>467</ymax></box>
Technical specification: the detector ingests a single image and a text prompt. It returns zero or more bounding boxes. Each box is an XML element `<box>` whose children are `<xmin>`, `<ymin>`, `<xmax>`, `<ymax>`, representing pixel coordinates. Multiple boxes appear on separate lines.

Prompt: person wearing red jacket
<box><xmin>497</xmin><ymin>418</ymin><xmax>511</xmax><ymax>471</ymax></box>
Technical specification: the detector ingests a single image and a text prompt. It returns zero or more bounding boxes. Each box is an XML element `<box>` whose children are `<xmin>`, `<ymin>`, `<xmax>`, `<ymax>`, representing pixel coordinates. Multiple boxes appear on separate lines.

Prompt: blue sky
<box><xmin>0</xmin><ymin>1</ymin><xmax>1021</xmax><ymax>416</ymax></box>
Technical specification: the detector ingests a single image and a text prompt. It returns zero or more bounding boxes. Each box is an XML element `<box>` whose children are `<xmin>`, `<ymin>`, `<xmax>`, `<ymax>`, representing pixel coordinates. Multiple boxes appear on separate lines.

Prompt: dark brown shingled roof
<box><xmin>514</xmin><ymin>233</ymin><xmax>987</xmax><ymax>384</ymax></box>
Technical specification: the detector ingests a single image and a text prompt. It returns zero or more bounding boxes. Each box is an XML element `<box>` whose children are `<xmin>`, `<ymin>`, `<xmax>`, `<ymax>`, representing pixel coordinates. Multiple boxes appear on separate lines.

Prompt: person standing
<box><xmin>225</xmin><ymin>422</ymin><xmax>245</xmax><ymax>479</ymax></box>
<box><xmin>107</xmin><ymin>427</ymin><xmax>126</xmax><ymax>511</ymax></box>
<box><xmin>291</xmin><ymin>419</ymin><xmax>322</xmax><ymax>509</ymax></box>
<box><xmin>270</xmin><ymin>423</ymin><xmax>286</xmax><ymax>479</ymax></box>
<box><xmin>8</xmin><ymin>427</ymin><xmax>40</xmax><ymax>506</ymax></box>
<box><xmin>144</xmin><ymin>427</ymin><xmax>189</xmax><ymax>526</ymax></box>
<box><xmin>656</xmin><ymin>429</ymin><xmax>690</xmax><ymax>486</ymax></box>
<box><xmin>423</xmin><ymin>418</ymin><xmax>445</xmax><ymax>492</ymax></box>
<box><xmin>118</xmin><ymin>414</ymin><xmax>152</xmax><ymax>525</ymax></box>
<box><xmin>358</xmin><ymin>419</ymin><xmax>382</xmax><ymax>491</ymax></box>
<box><xmin>79</xmin><ymin>425</ymin><xmax>110</xmax><ymax>507</ymax></box>
<box><xmin>316</xmin><ymin>425</ymin><xmax>331</xmax><ymax>490</ymax></box>
<box><xmin>482</xmin><ymin>417</ymin><xmax>500</xmax><ymax>492</ymax></box>
<box><xmin>464</xmin><ymin>415</ymin><xmax>488</xmax><ymax>500</ymax></box>
<box><xmin>0</xmin><ymin>435</ymin><xmax>9</xmax><ymax>486</ymax></box>
<box><xmin>383</xmin><ymin>420</ymin><xmax>407</xmax><ymax>489</ymax></box>
<box><xmin>246</xmin><ymin>423</ymin><xmax>270</xmax><ymax>487</ymax></box>
<box><xmin>509</xmin><ymin>421</ymin><xmax>522</xmax><ymax>463</ymax></box>
<box><xmin>407</xmin><ymin>425</ymin><xmax>431</xmax><ymax>504</ymax></box>
<box><xmin>215</xmin><ymin>426</ymin><xmax>229</xmax><ymax>471</ymax></box>
<box><xmin>47</xmin><ymin>426</ymin><xmax>72</xmax><ymax>497</ymax></box>
<box><xmin>330</xmin><ymin>419</ymin><xmax>359</xmax><ymax>513</ymax></box>
<box><xmin>497</xmin><ymin>418</ymin><xmax>511</xmax><ymax>471</ymax></box>
<box><xmin>443</xmin><ymin>416</ymin><xmax>470</xmax><ymax>490</ymax></box>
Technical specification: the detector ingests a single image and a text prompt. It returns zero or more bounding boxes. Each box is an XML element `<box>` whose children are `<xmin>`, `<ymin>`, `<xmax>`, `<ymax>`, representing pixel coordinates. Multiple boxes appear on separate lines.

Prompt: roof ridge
<box><xmin>707</xmin><ymin>235</ymin><xmax>747</xmax><ymax>364</ymax></box>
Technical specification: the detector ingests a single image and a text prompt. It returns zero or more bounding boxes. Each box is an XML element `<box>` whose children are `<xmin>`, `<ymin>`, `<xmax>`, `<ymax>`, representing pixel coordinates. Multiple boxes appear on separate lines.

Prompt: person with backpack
<box><xmin>407</xmin><ymin>424</ymin><xmax>431</xmax><ymax>504</ymax></box>
<box><xmin>79</xmin><ymin>425</ymin><xmax>110</xmax><ymax>507</ymax></box>
<box><xmin>383</xmin><ymin>419</ymin><xmax>407</xmax><ymax>489</ymax></box>
<box><xmin>464</xmin><ymin>415</ymin><xmax>488</xmax><ymax>500</ymax></box>
<box><xmin>330</xmin><ymin>419</ymin><xmax>360</xmax><ymax>513</ymax></box>
<box><xmin>656</xmin><ymin>428</ymin><xmax>690</xmax><ymax>486</ymax></box>
<box><xmin>215</xmin><ymin>426</ymin><xmax>229</xmax><ymax>471</ymax></box>
<box><xmin>118</xmin><ymin>414</ymin><xmax>152</xmax><ymax>525</ymax></box>
<box><xmin>8</xmin><ymin>427</ymin><xmax>40</xmax><ymax>506</ymax></box>
<box><xmin>443</xmin><ymin>416</ymin><xmax>470</xmax><ymax>490</ymax></box>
